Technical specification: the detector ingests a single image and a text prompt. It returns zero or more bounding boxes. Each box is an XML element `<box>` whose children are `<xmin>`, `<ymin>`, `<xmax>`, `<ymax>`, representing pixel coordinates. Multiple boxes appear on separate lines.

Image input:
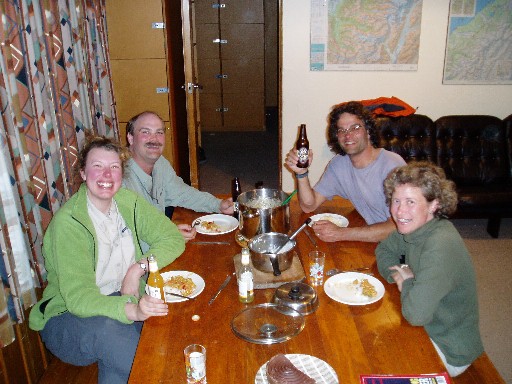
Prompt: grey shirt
<box><xmin>314</xmin><ymin>149</ymin><xmax>406</xmax><ymax>225</ymax></box>
<box><xmin>123</xmin><ymin>156</ymin><xmax>221</xmax><ymax>214</ymax></box>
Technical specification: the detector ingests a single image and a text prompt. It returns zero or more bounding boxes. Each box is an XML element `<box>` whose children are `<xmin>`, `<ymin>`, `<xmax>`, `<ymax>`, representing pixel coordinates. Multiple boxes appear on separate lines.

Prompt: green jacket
<box><xmin>376</xmin><ymin>218</ymin><xmax>484</xmax><ymax>366</ymax></box>
<box><xmin>29</xmin><ymin>185</ymin><xmax>185</xmax><ymax>331</ymax></box>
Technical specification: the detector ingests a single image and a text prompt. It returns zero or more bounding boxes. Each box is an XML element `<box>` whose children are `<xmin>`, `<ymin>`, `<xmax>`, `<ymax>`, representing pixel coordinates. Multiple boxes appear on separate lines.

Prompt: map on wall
<box><xmin>443</xmin><ymin>0</ymin><xmax>512</xmax><ymax>84</ymax></box>
<box><xmin>310</xmin><ymin>0</ymin><xmax>423</xmax><ymax>71</ymax></box>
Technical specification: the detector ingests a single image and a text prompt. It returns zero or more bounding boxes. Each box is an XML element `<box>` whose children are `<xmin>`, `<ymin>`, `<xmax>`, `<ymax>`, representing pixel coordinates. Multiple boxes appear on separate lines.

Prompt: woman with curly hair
<box><xmin>376</xmin><ymin>161</ymin><xmax>484</xmax><ymax>377</ymax></box>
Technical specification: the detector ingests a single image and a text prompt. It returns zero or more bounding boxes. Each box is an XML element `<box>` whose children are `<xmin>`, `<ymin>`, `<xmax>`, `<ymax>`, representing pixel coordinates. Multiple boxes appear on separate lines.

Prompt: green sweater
<box><xmin>376</xmin><ymin>218</ymin><xmax>484</xmax><ymax>366</ymax></box>
<box><xmin>29</xmin><ymin>185</ymin><xmax>185</xmax><ymax>331</ymax></box>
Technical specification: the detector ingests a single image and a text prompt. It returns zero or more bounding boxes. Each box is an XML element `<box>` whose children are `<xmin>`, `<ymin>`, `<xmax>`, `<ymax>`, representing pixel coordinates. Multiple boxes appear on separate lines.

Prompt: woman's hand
<box><xmin>178</xmin><ymin>224</ymin><xmax>197</xmax><ymax>242</ymax></box>
<box><xmin>126</xmin><ymin>294</ymin><xmax>168</xmax><ymax>321</ymax></box>
<box><xmin>121</xmin><ymin>258</ymin><xmax>147</xmax><ymax>297</ymax></box>
<box><xmin>389</xmin><ymin>264</ymin><xmax>415</xmax><ymax>292</ymax></box>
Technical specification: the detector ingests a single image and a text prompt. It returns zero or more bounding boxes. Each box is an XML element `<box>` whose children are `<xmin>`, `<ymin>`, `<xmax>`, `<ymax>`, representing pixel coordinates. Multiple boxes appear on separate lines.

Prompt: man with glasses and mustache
<box><xmin>285</xmin><ymin>101</ymin><xmax>405</xmax><ymax>243</ymax></box>
<box><xmin>123</xmin><ymin>111</ymin><xmax>234</xmax><ymax>244</ymax></box>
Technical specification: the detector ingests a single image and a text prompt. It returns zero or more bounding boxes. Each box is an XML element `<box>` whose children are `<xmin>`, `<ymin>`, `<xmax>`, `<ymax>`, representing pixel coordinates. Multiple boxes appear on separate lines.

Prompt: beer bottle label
<box><xmin>147</xmin><ymin>285</ymin><xmax>163</xmax><ymax>300</ymax></box>
<box><xmin>297</xmin><ymin>147</ymin><xmax>309</xmax><ymax>165</ymax></box>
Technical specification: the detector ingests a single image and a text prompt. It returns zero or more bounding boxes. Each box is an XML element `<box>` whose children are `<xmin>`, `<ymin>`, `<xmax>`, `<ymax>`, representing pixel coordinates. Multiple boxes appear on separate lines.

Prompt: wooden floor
<box><xmin>38</xmin><ymin>358</ymin><xmax>97</xmax><ymax>384</ymax></box>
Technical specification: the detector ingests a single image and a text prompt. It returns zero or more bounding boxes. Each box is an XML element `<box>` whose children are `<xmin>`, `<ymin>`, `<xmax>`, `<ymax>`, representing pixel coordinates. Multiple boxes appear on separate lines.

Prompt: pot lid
<box><xmin>272</xmin><ymin>282</ymin><xmax>319</xmax><ymax>315</ymax></box>
<box><xmin>231</xmin><ymin>303</ymin><xmax>305</xmax><ymax>344</ymax></box>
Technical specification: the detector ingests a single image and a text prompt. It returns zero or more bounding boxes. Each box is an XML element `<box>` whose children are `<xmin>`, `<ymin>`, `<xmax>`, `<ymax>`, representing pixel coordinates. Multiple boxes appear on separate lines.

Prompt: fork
<box><xmin>326</xmin><ymin>267</ymin><xmax>371</xmax><ymax>277</ymax></box>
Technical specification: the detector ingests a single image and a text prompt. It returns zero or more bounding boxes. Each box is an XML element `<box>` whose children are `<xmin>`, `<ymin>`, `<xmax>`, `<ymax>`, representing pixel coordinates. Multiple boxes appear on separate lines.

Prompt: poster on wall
<box><xmin>310</xmin><ymin>0</ymin><xmax>423</xmax><ymax>71</ymax></box>
<box><xmin>443</xmin><ymin>0</ymin><xmax>512</xmax><ymax>84</ymax></box>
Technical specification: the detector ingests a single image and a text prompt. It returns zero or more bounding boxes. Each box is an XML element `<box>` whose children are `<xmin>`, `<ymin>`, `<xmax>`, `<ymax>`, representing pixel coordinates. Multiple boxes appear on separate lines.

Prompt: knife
<box><xmin>208</xmin><ymin>274</ymin><xmax>232</xmax><ymax>305</ymax></box>
<box><xmin>190</xmin><ymin>241</ymin><xmax>231</xmax><ymax>245</ymax></box>
<box><xmin>167</xmin><ymin>292</ymin><xmax>195</xmax><ymax>301</ymax></box>
<box><xmin>304</xmin><ymin>227</ymin><xmax>318</xmax><ymax>247</ymax></box>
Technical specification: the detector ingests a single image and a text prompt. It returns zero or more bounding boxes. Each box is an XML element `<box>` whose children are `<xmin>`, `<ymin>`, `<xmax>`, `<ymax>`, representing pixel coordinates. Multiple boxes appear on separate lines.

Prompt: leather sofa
<box><xmin>376</xmin><ymin>114</ymin><xmax>512</xmax><ymax>238</ymax></box>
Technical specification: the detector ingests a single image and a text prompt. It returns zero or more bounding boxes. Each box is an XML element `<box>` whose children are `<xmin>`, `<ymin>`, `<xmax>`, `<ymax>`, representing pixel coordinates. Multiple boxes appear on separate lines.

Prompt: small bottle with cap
<box><xmin>238</xmin><ymin>248</ymin><xmax>254</xmax><ymax>303</ymax></box>
<box><xmin>146</xmin><ymin>254</ymin><xmax>165</xmax><ymax>300</ymax></box>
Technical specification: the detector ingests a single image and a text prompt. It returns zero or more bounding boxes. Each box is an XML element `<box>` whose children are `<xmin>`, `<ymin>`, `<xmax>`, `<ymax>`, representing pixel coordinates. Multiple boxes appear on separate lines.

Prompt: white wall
<box><xmin>281</xmin><ymin>1</ymin><xmax>512</xmax><ymax>192</ymax></box>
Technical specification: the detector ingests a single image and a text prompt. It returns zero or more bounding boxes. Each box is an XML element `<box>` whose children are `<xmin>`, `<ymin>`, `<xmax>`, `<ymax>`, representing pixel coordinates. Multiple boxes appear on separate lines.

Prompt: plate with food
<box><xmin>161</xmin><ymin>271</ymin><xmax>205</xmax><ymax>303</ymax></box>
<box><xmin>192</xmin><ymin>214</ymin><xmax>239</xmax><ymax>235</ymax></box>
<box><xmin>308</xmin><ymin>213</ymin><xmax>349</xmax><ymax>228</ymax></box>
<box><xmin>324</xmin><ymin>272</ymin><xmax>384</xmax><ymax>305</ymax></box>
<box><xmin>254</xmin><ymin>353</ymin><xmax>338</xmax><ymax>384</ymax></box>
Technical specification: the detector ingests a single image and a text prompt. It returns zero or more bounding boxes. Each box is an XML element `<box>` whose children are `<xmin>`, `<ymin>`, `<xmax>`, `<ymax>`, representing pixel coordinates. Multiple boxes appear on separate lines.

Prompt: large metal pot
<box><xmin>248</xmin><ymin>232</ymin><xmax>295</xmax><ymax>275</ymax></box>
<box><xmin>236</xmin><ymin>188</ymin><xmax>290</xmax><ymax>240</ymax></box>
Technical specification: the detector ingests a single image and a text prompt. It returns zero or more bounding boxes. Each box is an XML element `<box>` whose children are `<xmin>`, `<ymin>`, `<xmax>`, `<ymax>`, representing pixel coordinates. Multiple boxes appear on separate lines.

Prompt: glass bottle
<box><xmin>147</xmin><ymin>254</ymin><xmax>165</xmax><ymax>300</ymax></box>
<box><xmin>231</xmin><ymin>177</ymin><xmax>241</xmax><ymax>219</ymax></box>
<box><xmin>296</xmin><ymin>123</ymin><xmax>309</xmax><ymax>168</ymax></box>
<box><xmin>238</xmin><ymin>248</ymin><xmax>254</xmax><ymax>303</ymax></box>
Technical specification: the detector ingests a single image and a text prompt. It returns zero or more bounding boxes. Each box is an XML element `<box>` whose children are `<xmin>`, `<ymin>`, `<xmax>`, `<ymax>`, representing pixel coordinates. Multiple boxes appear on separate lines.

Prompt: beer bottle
<box><xmin>238</xmin><ymin>248</ymin><xmax>254</xmax><ymax>303</ymax></box>
<box><xmin>296</xmin><ymin>124</ymin><xmax>309</xmax><ymax>168</ymax></box>
<box><xmin>231</xmin><ymin>177</ymin><xmax>242</xmax><ymax>219</ymax></box>
<box><xmin>146</xmin><ymin>254</ymin><xmax>165</xmax><ymax>300</ymax></box>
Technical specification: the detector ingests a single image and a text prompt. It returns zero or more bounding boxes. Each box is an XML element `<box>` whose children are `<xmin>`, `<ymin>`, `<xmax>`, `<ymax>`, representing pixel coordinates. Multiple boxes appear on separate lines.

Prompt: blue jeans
<box><xmin>40</xmin><ymin>310</ymin><xmax>143</xmax><ymax>384</ymax></box>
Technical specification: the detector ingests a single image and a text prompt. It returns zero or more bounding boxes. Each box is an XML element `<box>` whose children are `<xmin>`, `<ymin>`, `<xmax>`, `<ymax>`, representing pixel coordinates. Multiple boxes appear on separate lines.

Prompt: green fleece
<box><xmin>29</xmin><ymin>185</ymin><xmax>185</xmax><ymax>331</ymax></box>
<box><xmin>376</xmin><ymin>218</ymin><xmax>484</xmax><ymax>366</ymax></box>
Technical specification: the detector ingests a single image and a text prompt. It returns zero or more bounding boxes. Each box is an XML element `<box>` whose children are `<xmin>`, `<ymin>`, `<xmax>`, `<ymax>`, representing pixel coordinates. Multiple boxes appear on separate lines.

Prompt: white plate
<box><xmin>308</xmin><ymin>213</ymin><xmax>349</xmax><ymax>228</ymax></box>
<box><xmin>161</xmin><ymin>271</ymin><xmax>205</xmax><ymax>303</ymax></box>
<box><xmin>192</xmin><ymin>214</ymin><xmax>239</xmax><ymax>235</ymax></box>
<box><xmin>324</xmin><ymin>272</ymin><xmax>385</xmax><ymax>306</ymax></box>
<box><xmin>255</xmin><ymin>354</ymin><xmax>338</xmax><ymax>384</ymax></box>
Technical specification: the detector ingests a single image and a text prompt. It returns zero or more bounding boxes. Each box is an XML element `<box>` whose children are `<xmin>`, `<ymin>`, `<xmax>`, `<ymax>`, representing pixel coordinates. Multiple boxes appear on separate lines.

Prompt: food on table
<box><xmin>164</xmin><ymin>275</ymin><xmax>197</xmax><ymax>296</ymax></box>
<box><xmin>200</xmin><ymin>220</ymin><xmax>221</xmax><ymax>232</ymax></box>
<box><xmin>352</xmin><ymin>278</ymin><xmax>377</xmax><ymax>298</ymax></box>
<box><xmin>265</xmin><ymin>354</ymin><xmax>315</xmax><ymax>384</ymax></box>
<box><xmin>245</xmin><ymin>196</ymin><xmax>282</xmax><ymax>209</ymax></box>
<box><xmin>316</xmin><ymin>214</ymin><xmax>344</xmax><ymax>227</ymax></box>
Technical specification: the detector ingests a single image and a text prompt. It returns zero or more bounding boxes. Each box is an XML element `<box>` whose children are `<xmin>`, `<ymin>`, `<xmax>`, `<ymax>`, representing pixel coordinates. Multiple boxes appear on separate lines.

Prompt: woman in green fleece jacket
<box><xmin>29</xmin><ymin>134</ymin><xmax>185</xmax><ymax>384</ymax></box>
<box><xmin>376</xmin><ymin>162</ymin><xmax>483</xmax><ymax>377</ymax></box>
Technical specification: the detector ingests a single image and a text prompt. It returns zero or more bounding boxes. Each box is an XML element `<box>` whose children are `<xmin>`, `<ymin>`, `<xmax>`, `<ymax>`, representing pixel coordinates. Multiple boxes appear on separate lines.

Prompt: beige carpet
<box><xmin>452</xmin><ymin>218</ymin><xmax>512</xmax><ymax>383</ymax></box>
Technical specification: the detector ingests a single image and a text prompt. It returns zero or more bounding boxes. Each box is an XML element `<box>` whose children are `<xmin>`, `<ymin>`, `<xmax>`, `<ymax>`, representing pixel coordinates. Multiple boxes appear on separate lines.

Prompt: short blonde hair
<box><xmin>384</xmin><ymin>161</ymin><xmax>458</xmax><ymax>218</ymax></box>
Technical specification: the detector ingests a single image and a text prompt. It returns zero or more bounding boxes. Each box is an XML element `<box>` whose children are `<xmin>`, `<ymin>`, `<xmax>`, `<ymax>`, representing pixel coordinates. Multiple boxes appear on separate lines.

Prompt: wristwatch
<box><xmin>139</xmin><ymin>260</ymin><xmax>147</xmax><ymax>272</ymax></box>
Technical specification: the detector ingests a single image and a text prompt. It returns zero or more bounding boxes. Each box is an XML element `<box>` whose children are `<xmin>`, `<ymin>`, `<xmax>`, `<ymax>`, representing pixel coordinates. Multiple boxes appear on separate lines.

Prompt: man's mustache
<box><xmin>145</xmin><ymin>142</ymin><xmax>162</xmax><ymax>148</ymax></box>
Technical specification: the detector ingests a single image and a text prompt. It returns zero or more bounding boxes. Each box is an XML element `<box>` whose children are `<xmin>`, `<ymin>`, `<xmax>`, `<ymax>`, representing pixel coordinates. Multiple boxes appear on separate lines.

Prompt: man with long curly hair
<box><xmin>285</xmin><ymin>101</ymin><xmax>405</xmax><ymax>242</ymax></box>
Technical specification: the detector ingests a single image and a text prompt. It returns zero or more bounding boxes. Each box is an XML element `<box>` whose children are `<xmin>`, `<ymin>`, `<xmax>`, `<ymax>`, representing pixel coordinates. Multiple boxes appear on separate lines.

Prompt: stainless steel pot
<box><xmin>248</xmin><ymin>232</ymin><xmax>295</xmax><ymax>275</ymax></box>
<box><xmin>235</xmin><ymin>188</ymin><xmax>290</xmax><ymax>240</ymax></box>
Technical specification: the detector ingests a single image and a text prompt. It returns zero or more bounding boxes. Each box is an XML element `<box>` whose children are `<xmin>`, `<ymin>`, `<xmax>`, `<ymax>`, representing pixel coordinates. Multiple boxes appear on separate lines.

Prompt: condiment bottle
<box><xmin>231</xmin><ymin>177</ymin><xmax>241</xmax><ymax>219</ymax></box>
<box><xmin>146</xmin><ymin>254</ymin><xmax>165</xmax><ymax>300</ymax></box>
<box><xmin>296</xmin><ymin>124</ymin><xmax>309</xmax><ymax>168</ymax></box>
<box><xmin>238</xmin><ymin>248</ymin><xmax>254</xmax><ymax>303</ymax></box>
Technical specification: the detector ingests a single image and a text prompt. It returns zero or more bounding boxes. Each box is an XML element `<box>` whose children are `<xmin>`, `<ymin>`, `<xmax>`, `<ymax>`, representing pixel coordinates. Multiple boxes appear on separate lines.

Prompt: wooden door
<box><xmin>180</xmin><ymin>0</ymin><xmax>200</xmax><ymax>188</ymax></box>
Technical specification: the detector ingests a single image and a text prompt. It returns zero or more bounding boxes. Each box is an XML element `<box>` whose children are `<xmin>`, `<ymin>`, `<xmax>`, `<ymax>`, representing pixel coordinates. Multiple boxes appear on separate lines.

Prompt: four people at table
<box><xmin>31</xmin><ymin>104</ymin><xmax>484</xmax><ymax>380</ymax></box>
<box><xmin>376</xmin><ymin>161</ymin><xmax>484</xmax><ymax>377</ymax></box>
<box><xmin>285</xmin><ymin>101</ymin><xmax>406</xmax><ymax>242</ymax></box>
<box><xmin>29</xmin><ymin>134</ymin><xmax>185</xmax><ymax>384</ymax></box>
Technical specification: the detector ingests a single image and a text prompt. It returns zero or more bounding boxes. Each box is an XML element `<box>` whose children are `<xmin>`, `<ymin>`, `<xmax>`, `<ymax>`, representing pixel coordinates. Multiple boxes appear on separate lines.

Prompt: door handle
<box><xmin>182</xmin><ymin>83</ymin><xmax>203</xmax><ymax>94</ymax></box>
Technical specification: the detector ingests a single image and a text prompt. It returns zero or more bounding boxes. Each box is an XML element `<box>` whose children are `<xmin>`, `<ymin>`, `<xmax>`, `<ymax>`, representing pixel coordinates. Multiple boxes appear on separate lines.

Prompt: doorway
<box><xmin>173</xmin><ymin>0</ymin><xmax>280</xmax><ymax>195</ymax></box>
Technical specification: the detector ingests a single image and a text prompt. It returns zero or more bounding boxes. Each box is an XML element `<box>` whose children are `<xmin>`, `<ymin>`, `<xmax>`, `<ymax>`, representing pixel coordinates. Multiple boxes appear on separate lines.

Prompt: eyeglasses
<box><xmin>337</xmin><ymin>124</ymin><xmax>364</xmax><ymax>136</ymax></box>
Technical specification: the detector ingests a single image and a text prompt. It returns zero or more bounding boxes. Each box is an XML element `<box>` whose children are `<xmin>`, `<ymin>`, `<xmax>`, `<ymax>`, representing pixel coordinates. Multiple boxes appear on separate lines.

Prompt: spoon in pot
<box><xmin>271</xmin><ymin>218</ymin><xmax>312</xmax><ymax>254</ymax></box>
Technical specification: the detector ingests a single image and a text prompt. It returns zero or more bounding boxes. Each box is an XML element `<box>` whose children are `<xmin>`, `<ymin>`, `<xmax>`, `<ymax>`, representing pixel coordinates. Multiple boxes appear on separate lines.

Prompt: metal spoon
<box><xmin>326</xmin><ymin>267</ymin><xmax>371</xmax><ymax>277</ymax></box>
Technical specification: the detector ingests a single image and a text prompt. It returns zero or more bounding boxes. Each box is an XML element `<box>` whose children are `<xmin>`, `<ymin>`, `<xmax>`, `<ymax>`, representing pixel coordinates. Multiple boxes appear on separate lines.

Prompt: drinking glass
<box><xmin>184</xmin><ymin>344</ymin><xmax>207</xmax><ymax>383</ymax></box>
<box><xmin>309</xmin><ymin>251</ymin><xmax>326</xmax><ymax>286</ymax></box>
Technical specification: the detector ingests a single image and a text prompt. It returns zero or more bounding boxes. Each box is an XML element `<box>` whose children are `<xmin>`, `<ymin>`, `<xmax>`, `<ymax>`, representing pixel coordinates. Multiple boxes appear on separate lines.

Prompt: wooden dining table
<box><xmin>129</xmin><ymin>197</ymin><xmax>504</xmax><ymax>384</ymax></box>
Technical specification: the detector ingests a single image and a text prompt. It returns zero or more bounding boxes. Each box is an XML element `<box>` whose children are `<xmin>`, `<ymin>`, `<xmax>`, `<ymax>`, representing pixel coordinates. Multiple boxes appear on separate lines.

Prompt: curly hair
<box><xmin>327</xmin><ymin>101</ymin><xmax>379</xmax><ymax>155</ymax></box>
<box><xmin>383</xmin><ymin>161</ymin><xmax>458</xmax><ymax>218</ymax></box>
<box><xmin>76</xmin><ymin>131</ymin><xmax>130</xmax><ymax>180</ymax></box>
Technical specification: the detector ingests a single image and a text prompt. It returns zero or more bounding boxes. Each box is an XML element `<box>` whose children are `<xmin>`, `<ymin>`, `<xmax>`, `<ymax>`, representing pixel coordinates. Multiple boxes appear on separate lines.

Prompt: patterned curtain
<box><xmin>0</xmin><ymin>0</ymin><xmax>117</xmax><ymax>347</ymax></box>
